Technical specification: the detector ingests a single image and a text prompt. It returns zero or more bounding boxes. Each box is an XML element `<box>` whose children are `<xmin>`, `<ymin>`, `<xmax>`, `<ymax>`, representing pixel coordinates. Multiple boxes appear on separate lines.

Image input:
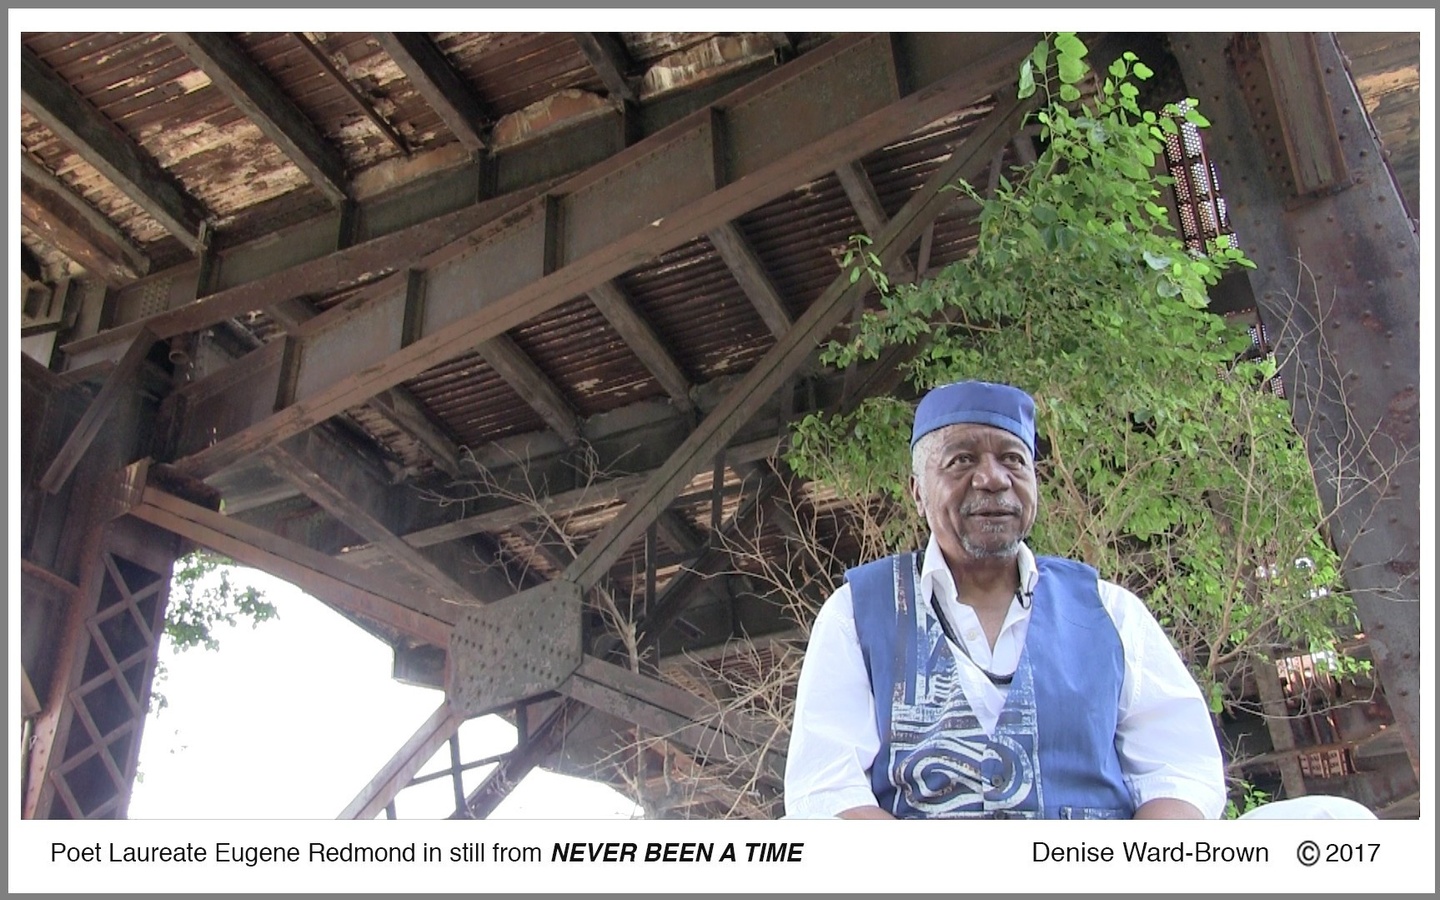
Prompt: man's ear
<box><xmin>909</xmin><ymin>474</ymin><xmax>924</xmax><ymax>520</ymax></box>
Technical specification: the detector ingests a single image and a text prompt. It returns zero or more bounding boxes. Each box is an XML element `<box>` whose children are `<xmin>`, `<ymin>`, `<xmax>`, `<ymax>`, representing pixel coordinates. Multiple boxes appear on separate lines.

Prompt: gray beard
<box><xmin>959</xmin><ymin>533</ymin><xmax>1023</xmax><ymax>559</ymax></box>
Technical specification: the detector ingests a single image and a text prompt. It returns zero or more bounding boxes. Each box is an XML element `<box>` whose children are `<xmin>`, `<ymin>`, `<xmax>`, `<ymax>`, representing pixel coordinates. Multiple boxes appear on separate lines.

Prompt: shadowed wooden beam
<box><xmin>169</xmin><ymin>32</ymin><xmax>349</xmax><ymax>207</ymax></box>
<box><xmin>262</xmin><ymin>424</ymin><xmax>514</xmax><ymax>606</ymax></box>
<box><xmin>266</xmin><ymin>447</ymin><xmax>479</xmax><ymax>605</ymax></box>
<box><xmin>377</xmin><ymin>32</ymin><xmax>489</xmax><ymax>153</ymax></box>
<box><xmin>293</xmin><ymin>32</ymin><xmax>410</xmax><ymax>157</ymax></box>
<box><xmin>573</xmin><ymin>33</ymin><xmax>637</xmax><ymax>105</ymax></box>
<box><xmin>333</xmin><ymin>434</ymin><xmax>784</xmax><ymax>563</ymax></box>
<box><xmin>706</xmin><ymin>222</ymin><xmax>793</xmax><ymax>340</ymax></box>
<box><xmin>39</xmin><ymin>328</ymin><xmax>156</xmax><ymax>493</ymax></box>
<box><xmin>476</xmin><ymin>335</ymin><xmax>581</xmax><ymax>443</ymax></box>
<box><xmin>20</xmin><ymin>46</ymin><xmax>208</xmax><ymax>252</ymax></box>
<box><xmin>834</xmin><ymin>159</ymin><xmax>919</xmax><ymax>283</ymax></box>
<box><xmin>20</xmin><ymin>156</ymin><xmax>150</xmax><ymax>285</ymax></box>
<box><xmin>368</xmin><ymin>388</ymin><xmax>464</xmax><ymax>479</ymax></box>
<box><xmin>588</xmin><ymin>280</ymin><xmax>693</xmax><ymax>411</ymax></box>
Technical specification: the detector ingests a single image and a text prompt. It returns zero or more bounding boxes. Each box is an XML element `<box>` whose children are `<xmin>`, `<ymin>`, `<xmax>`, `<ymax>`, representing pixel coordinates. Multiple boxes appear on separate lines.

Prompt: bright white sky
<box><xmin>126</xmin><ymin>566</ymin><xmax>643</xmax><ymax>821</ymax></box>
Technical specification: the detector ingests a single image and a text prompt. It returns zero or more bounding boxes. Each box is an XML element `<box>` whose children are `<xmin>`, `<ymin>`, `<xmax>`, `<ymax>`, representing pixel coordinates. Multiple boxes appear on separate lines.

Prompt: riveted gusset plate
<box><xmin>447</xmin><ymin>579</ymin><xmax>582</xmax><ymax>715</ymax></box>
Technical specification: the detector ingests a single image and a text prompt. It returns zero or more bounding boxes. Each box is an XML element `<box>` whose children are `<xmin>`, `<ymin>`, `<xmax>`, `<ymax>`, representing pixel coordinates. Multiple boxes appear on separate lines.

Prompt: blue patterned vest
<box><xmin>848</xmin><ymin>551</ymin><xmax>1134</xmax><ymax>819</ymax></box>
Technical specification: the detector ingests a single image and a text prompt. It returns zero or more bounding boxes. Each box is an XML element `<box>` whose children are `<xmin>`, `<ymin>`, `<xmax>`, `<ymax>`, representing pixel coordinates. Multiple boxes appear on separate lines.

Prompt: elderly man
<box><xmin>784</xmin><ymin>380</ymin><xmax>1227</xmax><ymax>819</ymax></box>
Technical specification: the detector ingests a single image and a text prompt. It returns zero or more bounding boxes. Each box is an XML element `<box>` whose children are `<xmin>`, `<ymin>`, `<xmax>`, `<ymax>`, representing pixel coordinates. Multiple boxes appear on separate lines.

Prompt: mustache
<box><xmin>960</xmin><ymin>500</ymin><xmax>1023</xmax><ymax>516</ymax></box>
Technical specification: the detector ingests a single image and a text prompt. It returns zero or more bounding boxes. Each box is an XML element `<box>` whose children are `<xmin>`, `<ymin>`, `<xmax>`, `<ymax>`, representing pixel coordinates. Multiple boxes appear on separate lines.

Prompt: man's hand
<box><xmin>1133</xmin><ymin>798</ymin><xmax>1206</xmax><ymax>819</ymax></box>
<box><xmin>837</xmin><ymin>806</ymin><xmax>897</xmax><ymax>820</ymax></box>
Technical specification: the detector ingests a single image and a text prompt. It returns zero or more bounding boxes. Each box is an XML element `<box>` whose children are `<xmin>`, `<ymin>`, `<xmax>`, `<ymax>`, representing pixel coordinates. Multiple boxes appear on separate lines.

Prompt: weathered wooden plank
<box><xmin>573</xmin><ymin>33</ymin><xmax>637</xmax><ymax>104</ymax></box>
<box><xmin>834</xmin><ymin>159</ymin><xmax>919</xmax><ymax>283</ymax></box>
<box><xmin>706</xmin><ymin>222</ymin><xmax>793</xmax><ymax>340</ymax></box>
<box><xmin>377</xmin><ymin>32</ymin><xmax>488</xmax><ymax>153</ymax></box>
<box><xmin>588</xmin><ymin>280</ymin><xmax>694</xmax><ymax>410</ymax></box>
<box><xmin>292</xmin><ymin>32</ymin><xmax>410</xmax><ymax>157</ymax></box>
<box><xmin>20</xmin><ymin>156</ymin><xmax>149</xmax><ymax>285</ymax></box>
<box><xmin>1257</xmin><ymin>33</ymin><xmax>1351</xmax><ymax>197</ymax></box>
<box><xmin>475</xmin><ymin>335</ymin><xmax>581</xmax><ymax>444</ymax></box>
<box><xmin>20</xmin><ymin>46</ymin><xmax>207</xmax><ymax>251</ymax></box>
<box><xmin>169</xmin><ymin>32</ymin><xmax>349</xmax><ymax>206</ymax></box>
<box><xmin>265</xmin><ymin>442</ymin><xmax>482</xmax><ymax>606</ymax></box>
<box><xmin>368</xmin><ymin>388</ymin><xmax>464</xmax><ymax>479</ymax></box>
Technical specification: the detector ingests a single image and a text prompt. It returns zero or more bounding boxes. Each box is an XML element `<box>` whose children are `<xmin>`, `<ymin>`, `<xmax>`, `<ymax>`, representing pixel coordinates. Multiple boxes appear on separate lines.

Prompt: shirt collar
<box><xmin>917</xmin><ymin>533</ymin><xmax>1039</xmax><ymax>605</ymax></box>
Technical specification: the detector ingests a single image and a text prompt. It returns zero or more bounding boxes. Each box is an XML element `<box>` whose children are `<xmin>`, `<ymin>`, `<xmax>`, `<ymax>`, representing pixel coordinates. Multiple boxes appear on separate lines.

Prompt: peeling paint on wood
<box><xmin>638</xmin><ymin>33</ymin><xmax>784</xmax><ymax>101</ymax></box>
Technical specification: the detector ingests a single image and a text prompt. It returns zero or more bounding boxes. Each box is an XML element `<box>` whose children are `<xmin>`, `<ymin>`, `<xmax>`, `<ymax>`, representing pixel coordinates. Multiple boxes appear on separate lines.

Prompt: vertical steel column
<box><xmin>1170</xmin><ymin>32</ymin><xmax>1421</xmax><ymax>775</ymax></box>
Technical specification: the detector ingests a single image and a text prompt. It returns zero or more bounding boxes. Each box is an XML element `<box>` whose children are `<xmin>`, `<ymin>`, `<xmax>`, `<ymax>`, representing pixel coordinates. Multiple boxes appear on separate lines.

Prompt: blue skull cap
<box><xmin>910</xmin><ymin>380</ymin><xmax>1036</xmax><ymax>457</ymax></box>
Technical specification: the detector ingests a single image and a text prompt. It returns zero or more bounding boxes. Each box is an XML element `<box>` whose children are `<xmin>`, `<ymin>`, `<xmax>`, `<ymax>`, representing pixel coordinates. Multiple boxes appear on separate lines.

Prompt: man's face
<box><xmin>910</xmin><ymin>422</ymin><xmax>1038</xmax><ymax>565</ymax></box>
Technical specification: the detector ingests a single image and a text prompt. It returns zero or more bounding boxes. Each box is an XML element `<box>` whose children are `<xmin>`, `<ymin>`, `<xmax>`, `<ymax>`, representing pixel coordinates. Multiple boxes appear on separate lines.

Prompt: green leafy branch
<box><xmin>795</xmin><ymin>34</ymin><xmax>1372</xmax><ymax>800</ymax></box>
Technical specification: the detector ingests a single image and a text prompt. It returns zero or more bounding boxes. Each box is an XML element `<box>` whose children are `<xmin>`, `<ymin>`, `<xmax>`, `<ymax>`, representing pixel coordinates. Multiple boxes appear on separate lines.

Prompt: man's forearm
<box><xmin>837</xmin><ymin>805</ymin><xmax>897</xmax><ymax>820</ymax></box>
<box><xmin>1133</xmin><ymin>798</ymin><xmax>1206</xmax><ymax>819</ymax></box>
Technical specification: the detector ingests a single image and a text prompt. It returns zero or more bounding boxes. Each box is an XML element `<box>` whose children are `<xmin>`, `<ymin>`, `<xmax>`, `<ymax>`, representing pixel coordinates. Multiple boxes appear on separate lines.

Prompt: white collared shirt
<box><xmin>783</xmin><ymin>536</ymin><xmax>1228</xmax><ymax>819</ymax></box>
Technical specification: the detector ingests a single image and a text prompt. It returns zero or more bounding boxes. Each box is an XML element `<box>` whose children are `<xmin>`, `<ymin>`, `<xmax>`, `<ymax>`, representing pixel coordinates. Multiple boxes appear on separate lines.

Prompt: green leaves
<box><xmin>166</xmin><ymin>550</ymin><xmax>278</xmax><ymax>653</ymax></box>
<box><xmin>1054</xmin><ymin>32</ymin><xmax>1088</xmax><ymax>84</ymax></box>
<box><xmin>791</xmin><ymin>35</ymin><xmax>1360</xmax><ymax>764</ymax></box>
<box><xmin>1018</xmin><ymin>58</ymin><xmax>1037</xmax><ymax>100</ymax></box>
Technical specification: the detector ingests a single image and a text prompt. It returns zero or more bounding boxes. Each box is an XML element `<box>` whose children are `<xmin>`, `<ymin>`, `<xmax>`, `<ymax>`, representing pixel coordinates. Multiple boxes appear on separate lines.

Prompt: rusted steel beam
<box><xmin>338</xmin><ymin>700</ymin><xmax>465</xmax><ymax>819</ymax></box>
<box><xmin>38</xmin><ymin>328</ymin><xmax>156</xmax><ymax>494</ymax></box>
<box><xmin>563</xmin><ymin>90</ymin><xmax>1033</xmax><ymax>593</ymax></box>
<box><xmin>20</xmin><ymin>46</ymin><xmax>208</xmax><ymax>252</ymax></box>
<box><xmin>259</xmin><ymin>290</ymin><xmax>467</xmax><ymax>480</ymax></box>
<box><xmin>560</xmin><ymin>655</ymin><xmax>784</xmax><ymax>783</ymax></box>
<box><xmin>377</xmin><ymin>32</ymin><xmax>489</xmax><ymax>154</ymax></box>
<box><xmin>64</xmin><ymin>57</ymin><xmax>812</xmax><ymax>361</ymax></box>
<box><xmin>608</xmin><ymin>467</ymin><xmax>781</xmax><ymax>661</ymax></box>
<box><xmin>23</xmin><ymin>526</ymin><xmax>106</xmax><ymax>819</ymax></box>
<box><xmin>588</xmin><ymin>280</ymin><xmax>694</xmax><ymax>411</ymax></box>
<box><xmin>573</xmin><ymin>33</ymin><xmax>637</xmax><ymax>105</ymax></box>
<box><xmin>1172</xmin><ymin>32</ymin><xmax>1420</xmax><ymax>776</ymax></box>
<box><xmin>460</xmin><ymin>699</ymin><xmax>580</xmax><ymax>819</ymax></box>
<box><xmin>402</xmin><ymin>473</ymin><xmax>652</xmax><ymax>551</ymax></box>
<box><xmin>261</xmin><ymin>424</ymin><xmax>517</xmax><ymax>604</ymax></box>
<box><xmin>20</xmin><ymin>156</ymin><xmax>149</xmax><ymax>286</ymax></box>
<box><xmin>706</xmin><ymin>221</ymin><xmax>794</xmax><ymax>339</ymax></box>
<box><xmin>61</xmin><ymin>182</ymin><xmax>550</xmax><ymax>361</ymax></box>
<box><xmin>265</xmin><ymin>442</ymin><xmax>482</xmax><ymax>606</ymax></box>
<box><xmin>130</xmin><ymin>486</ymin><xmax>454</xmax><ymax>646</ymax></box>
<box><xmin>164</xmin><ymin>33</ymin><xmax>1037</xmax><ymax>480</ymax></box>
<box><xmin>346</xmin><ymin>434</ymin><xmax>782</xmax><ymax>562</ymax></box>
<box><xmin>168</xmin><ymin>32</ymin><xmax>349</xmax><ymax>207</ymax></box>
